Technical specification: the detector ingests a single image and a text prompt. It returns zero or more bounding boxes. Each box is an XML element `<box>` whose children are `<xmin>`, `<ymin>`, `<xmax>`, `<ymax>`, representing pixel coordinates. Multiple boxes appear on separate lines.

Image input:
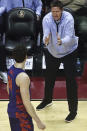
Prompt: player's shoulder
<box><xmin>17</xmin><ymin>72</ymin><xmax>29</xmax><ymax>81</ymax></box>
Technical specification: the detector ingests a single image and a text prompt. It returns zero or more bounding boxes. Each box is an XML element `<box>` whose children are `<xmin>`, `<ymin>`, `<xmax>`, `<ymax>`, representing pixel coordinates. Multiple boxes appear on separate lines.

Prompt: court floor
<box><xmin>0</xmin><ymin>101</ymin><xmax>87</xmax><ymax>131</ymax></box>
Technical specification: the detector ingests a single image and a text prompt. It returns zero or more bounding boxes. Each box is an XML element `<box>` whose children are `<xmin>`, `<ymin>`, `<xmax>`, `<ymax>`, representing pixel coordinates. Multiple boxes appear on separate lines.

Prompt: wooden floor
<box><xmin>0</xmin><ymin>101</ymin><xmax>87</xmax><ymax>131</ymax></box>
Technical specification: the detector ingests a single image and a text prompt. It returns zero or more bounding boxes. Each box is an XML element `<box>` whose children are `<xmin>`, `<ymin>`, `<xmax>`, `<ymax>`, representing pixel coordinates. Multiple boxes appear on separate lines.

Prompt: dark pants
<box><xmin>44</xmin><ymin>49</ymin><xmax>78</xmax><ymax>113</ymax></box>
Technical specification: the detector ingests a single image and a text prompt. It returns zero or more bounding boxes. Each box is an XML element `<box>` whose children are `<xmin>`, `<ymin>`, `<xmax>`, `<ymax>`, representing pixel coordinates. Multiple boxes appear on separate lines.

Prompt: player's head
<box><xmin>13</xmin><ymin>44</ymin><xmax>27</xmax><ymax>63</ymax></box>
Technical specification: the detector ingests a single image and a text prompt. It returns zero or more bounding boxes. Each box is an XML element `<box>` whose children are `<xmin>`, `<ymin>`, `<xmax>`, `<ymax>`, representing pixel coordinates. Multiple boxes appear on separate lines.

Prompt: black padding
<box><xmin>5</xmin><ymin>8</ymin><xmax>37</xmax><ymax>55</ymax></box>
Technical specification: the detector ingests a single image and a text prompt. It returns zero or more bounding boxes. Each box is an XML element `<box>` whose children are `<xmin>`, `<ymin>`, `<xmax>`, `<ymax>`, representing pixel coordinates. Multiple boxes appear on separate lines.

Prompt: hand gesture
<box><xmin>56</xmin><ymin>33</ymin><xmax>62</xmax><ymax>45</ymax></box>
<box><xmin>45</xmin><ymin>33</ymin><xmax>50</xmax><ymax>46</ymax></box>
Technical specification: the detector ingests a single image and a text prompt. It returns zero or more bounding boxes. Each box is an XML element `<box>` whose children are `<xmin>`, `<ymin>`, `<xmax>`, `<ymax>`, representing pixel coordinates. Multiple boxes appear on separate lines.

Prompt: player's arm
<box><xmin>7</xmin><ymin>82</ymin><xmax>9</xmax><ymax>94</ymax></box>
<box><xmin>16</xmin><ymin>72</ymin><xmax>46</xmax><ymax>130</ymax></box>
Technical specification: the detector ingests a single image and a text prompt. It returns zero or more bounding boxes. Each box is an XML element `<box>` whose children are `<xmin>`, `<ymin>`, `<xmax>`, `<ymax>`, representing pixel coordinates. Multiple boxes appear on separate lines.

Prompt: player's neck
<box><xmin>14</xmin><ymin>62</ymin><xmax>25</xmax><ymax>69</ymax></box>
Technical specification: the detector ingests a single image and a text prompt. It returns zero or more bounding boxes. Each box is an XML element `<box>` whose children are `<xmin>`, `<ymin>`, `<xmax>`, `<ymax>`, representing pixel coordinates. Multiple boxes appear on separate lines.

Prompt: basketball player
<box><xmin>7</xmin><ymin>45</ymin><xmax>46</xmax><ymax>130</ymax></box>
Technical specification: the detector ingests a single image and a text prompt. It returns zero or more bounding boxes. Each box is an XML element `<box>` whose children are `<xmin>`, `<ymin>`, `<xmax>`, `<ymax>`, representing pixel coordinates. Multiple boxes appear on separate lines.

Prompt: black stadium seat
<box><xmin>5</xmin><ymin>7</ymin><xmax>37</xmax><ymax>56</ymax></box>
<box><xmin>75</xmin><ymin>6</ymin><xmax>87</xmax><ymax>60</ymax></box>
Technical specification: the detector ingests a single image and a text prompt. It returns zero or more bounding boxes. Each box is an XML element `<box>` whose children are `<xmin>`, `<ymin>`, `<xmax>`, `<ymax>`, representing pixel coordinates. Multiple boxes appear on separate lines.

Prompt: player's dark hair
<box><xmin>12</xmin><ymin>44</ymin><xmax>27</xmax><ymax>63</ymax></box>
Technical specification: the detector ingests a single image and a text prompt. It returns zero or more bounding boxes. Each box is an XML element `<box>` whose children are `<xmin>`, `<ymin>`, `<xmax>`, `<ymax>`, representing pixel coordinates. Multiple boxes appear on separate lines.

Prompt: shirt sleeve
<box><xmin>0</xmin><ymin>0</ymin><xmax>7</xmax><ymax>15</ymax></box>
<box><xmin>42</xmin><ymin>17</ymin><xmax>51</xmax><ymax>44</ymax></box>
<box><xmin>33</xmin><ymin>0</ymin><xmax>42</xmax><ymax>16</ymax></box>
<box><xmin>0</xmin><ymin>0</ymin><xmax>7</xmax><ymax>7</ymax></box>
<box><xmin>0</xmin><ymin>7</ymin><xmax>6</xmax><ymax>15</ymax></box>
<box><xmin>53</xmin><ymin>16</ymin><xmax>78</xmax><ymax>53</ymax></box>
<box><xmin>61</xmin><ymin>18</ymin><xmax>76</xmax><ymax>47</ymax></box>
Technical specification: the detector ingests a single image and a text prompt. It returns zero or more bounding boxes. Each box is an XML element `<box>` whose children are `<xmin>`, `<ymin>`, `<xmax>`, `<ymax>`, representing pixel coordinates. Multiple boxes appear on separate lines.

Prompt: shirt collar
<box><xmin>52</xmin><ymin>11</ymin><xmax>64</xmax><ymax>25</ymax></box>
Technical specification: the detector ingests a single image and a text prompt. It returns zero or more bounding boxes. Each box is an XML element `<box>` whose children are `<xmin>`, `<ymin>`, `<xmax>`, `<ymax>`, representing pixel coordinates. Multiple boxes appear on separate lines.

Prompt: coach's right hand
<box><xmin>45</xmin><ymin>33</ymin><xmax>51</xmax><ymax>46</ymax></box>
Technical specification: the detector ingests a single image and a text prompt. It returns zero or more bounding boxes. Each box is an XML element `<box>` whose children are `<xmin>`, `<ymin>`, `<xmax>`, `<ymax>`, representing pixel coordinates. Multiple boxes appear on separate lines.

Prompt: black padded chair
<box><xmin>5</xmin><ymin>7</ymin><xmax>37</xmax><ymax>56</ymax></box>
<box><xmin>75</xmin><ymin>7</ymin><xmax>87</xmax><ymax>60</ymax></box>
<box><xmin>0</xmin><ymin>12</ymin><xmax>6</xmax><ymax>42</ymax></box>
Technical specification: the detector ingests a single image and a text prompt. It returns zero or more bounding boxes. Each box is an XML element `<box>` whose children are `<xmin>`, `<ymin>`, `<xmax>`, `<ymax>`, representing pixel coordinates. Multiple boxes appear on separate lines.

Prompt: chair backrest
<box><xmin>6</xmin><ymin>8</ymin><xmax>37</xmax><ymax>40</ymax></box>
<box><xmin>75</xmin><ymin>7</ymin><xmax>87</xmax><ymax>39</ymax></box>
<box><xmin>0</xmin><ymin>12</ymin><xmax>6</xmax><ymax>38</ymax></box>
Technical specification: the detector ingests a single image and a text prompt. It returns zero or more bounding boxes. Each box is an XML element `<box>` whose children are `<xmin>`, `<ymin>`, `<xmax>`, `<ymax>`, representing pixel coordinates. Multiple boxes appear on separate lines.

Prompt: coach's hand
<box><xmin>45</xmin><ymin>34</ymin><xmax>51</xmax><ymax>46</ymax></box>
<box><xmin>57</xmin><ymin>36</ymin><xmax>62</xmax><ymax>45</ymax></box>
<box><xmin>56</xmin><ymin>33</ymin><xmax>62</xmax><ymax>45</ymax></box>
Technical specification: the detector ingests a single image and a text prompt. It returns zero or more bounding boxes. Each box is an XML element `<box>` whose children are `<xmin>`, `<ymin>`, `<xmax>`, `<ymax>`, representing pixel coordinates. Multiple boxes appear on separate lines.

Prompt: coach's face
<box><xmin>51</xmin><ymin>7</ymin><xmax>63</xmax><ymax>21</ymax></box>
